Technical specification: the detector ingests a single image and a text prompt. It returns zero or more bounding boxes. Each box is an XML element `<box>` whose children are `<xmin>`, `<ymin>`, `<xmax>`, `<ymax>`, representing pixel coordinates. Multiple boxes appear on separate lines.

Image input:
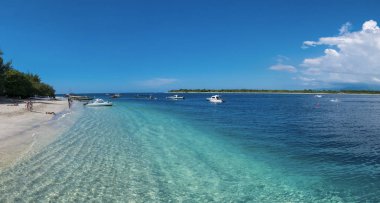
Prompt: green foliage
<box><xmin>0</xmin><ymin>50</ymin><xmax>56</xmax><ymax>98</ymax></box>
<box><xmin>0</xmin><ymin>51</ymin><xmax>13</xmax><ymax>95</ymax></box>
<box><xmin>25</xmin><ymin>73</ymin><xmax>41</xmax><ymax>83</ymax></box>
<box><xmin>4</xmin><ymin>69</ymin><xmax>34</xmax><ymax>98</ymax></box>
<box><xmin>36</xmin><ymin>83</ymin><xmax>55</xmax><ymax>97</ymax></box>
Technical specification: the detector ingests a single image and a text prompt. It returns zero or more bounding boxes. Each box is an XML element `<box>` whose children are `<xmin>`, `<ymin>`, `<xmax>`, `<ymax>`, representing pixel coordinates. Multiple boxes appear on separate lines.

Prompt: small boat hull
<box><xmin>86</xmin><ymin>103</ymin><xmax>113</xmax><ymax>107</ymax></box>
<box><xmin>86</xmin><ymin>98</ymin><xmax>113</xmax><ymax>107</ymax></box>
<box><xmin>166</xmin><ymin>95</ymin><xmax>184</xmax><ymax>100</ymax></box>
<box><xmin>167</xmin><ymin>97</ymin><xmax>184</xmax><ymax>100</ymax></box>
<box><xmin>207</xmin><ymin>99</ymin><xmax>223</xmax><ymax>103</ymax></box>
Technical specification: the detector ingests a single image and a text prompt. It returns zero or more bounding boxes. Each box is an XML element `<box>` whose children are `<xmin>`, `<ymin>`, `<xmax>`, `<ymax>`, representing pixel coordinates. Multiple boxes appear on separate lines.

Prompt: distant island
<box><xmin>169</xmin><ymin>89</ymin><xmax>380</xmax><ymax>94</ymax></box>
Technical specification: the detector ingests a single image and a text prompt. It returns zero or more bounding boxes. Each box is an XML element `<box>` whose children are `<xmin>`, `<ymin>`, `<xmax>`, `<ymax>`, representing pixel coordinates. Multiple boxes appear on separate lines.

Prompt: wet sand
<box><xmin>0</xmin><ymin>98</ymin><xmax>69</xmax><ymax>169</ymax></box>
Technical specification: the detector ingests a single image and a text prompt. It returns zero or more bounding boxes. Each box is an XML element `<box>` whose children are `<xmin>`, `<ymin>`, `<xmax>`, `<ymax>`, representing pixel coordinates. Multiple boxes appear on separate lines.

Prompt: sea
<box><xmin>0</xmin><ymin>93</ymin><xmax>379</xmax><ymax>202</ymax></box>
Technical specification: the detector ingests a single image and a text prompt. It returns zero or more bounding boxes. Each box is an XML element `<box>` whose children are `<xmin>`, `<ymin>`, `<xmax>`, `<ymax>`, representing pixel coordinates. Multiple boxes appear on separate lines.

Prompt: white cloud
<box><xmin>137</xmin><ymin>78</ymin><xmax>178</xmax><ymax>87</ymax></box>
<box><xmin>372</xmin><ymin>77</ymin><xmax>380</xmax><ymax>83</ymax></box>
<box><xmin>299</xmin><ymin>76</ymin><xmax>316</xmax><ymax>82</ymax></box>
<box><xmin>362</xmin><ymin>20</ymin><xmax>379</xmax><ymax>32</ymax></box>
<box><xmin>303</xmin><ymin>40</ymin><xmax>318</xmax><ymax>47</ymax></box>
<box><xmin>339</xmin><ymin>22</ymin><xmax>352</xmax><ymax>35</ymax></box>
<box><xmin>298</xmin><ymin>76</ymin><xmax>319</xmax><ymax>86</ymax></box>
<box><xmin>300</xmin><ymin>20</ymin><xmax>380</xmax><ymax>85</ymax></box>
<box><xmin>276</xmin><ymin>55</ymin><xmax>290</xmax><ymax>63</ymax></box>
<box><xmin>269</xmin><ymin>64</ymin><xmax>297</xmax><ymax>73</ymax></box>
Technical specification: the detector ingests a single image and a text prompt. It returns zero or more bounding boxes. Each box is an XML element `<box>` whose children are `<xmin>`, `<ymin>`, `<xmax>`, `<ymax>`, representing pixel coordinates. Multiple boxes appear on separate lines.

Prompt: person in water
<box><xmin>68</xmin><ymin>98</ymin><xmax>72</xmax><ymax>108</ymax></box>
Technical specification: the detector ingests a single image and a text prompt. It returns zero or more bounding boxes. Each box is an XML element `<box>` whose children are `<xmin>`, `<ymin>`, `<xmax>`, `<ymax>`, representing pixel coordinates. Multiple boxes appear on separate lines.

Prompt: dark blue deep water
<box><xmin>1</xmin><ymin>93</ymin><xmax>379</xmax><ymax>201</ymax></box>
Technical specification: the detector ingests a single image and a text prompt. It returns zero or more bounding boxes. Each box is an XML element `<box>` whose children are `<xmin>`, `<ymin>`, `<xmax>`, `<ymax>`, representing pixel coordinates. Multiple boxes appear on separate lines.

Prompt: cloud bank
<box><xmin>301</xmin><ymin>20</ymin><xmax>380</xmax><ymax>85</ymax></box>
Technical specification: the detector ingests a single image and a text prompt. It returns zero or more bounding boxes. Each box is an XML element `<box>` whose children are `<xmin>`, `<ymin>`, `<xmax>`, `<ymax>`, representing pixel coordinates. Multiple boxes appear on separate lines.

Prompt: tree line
<box><xmin>0</xmin><ymin>50</ymin><xmax>55</xmax><ymax>98</ymax></box>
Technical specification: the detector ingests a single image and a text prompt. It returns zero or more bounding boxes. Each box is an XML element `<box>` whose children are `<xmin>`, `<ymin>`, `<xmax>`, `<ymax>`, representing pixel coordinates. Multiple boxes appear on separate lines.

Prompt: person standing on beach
<box><xmin>68</xmin><ymin>98</ymin><xmax>72</xmax><ymax>108</ymax></box>
<box><xmin>29</xmin><ymin>100</ymin><xmax>33</xmax><ymax>111</ymax></box>
<box><xmin>25</xmin><ymin>100</ymin><xmax>32</xmax><ymax>111</ymax></box>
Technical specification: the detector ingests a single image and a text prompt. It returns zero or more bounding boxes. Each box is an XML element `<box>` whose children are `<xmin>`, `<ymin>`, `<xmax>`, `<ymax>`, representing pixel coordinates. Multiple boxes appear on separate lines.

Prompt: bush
<box><xmin>0</xmin><ymin>50</ymin><xmax>56</xmax><ymax>98</ymax></box>
<box><xmin>4</xmin><ymin>69</ymin><xmax>34</xmax><ymax>98</ymax></box>
<box><xmin>37</xmin><ymin>83</ymin><xmax>55</xmax><ymax>97</ymax></box>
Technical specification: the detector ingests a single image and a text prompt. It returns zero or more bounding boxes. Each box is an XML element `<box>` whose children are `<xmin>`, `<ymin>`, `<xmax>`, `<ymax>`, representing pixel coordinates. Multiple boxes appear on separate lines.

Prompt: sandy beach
<box><xmin>0</xmin><ymin>98</ymin><xmax>69</xmax><ymax>169</ymax></box>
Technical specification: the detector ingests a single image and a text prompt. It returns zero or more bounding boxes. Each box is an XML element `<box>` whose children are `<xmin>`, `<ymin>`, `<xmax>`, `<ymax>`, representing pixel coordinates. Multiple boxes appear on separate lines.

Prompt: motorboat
<box><xmin>148</xmin><ymin>95</ymin><xmax>158</xmax><ymax>100</ymax></box>
<box><xmin>86</xmin><ymin>99</ymin><xmax>113</xmax><ymax>107</ymax></box>
<box><xmin>69</xmin><ymin>95</ymin><xmax>93</xmax><ymax>101</ymax></box>
<box><xmin>330</xmin><ymin>98</ymin><xmax>339</xmax><ymax>103</ymax></box>
<box><xmin>134</xmin><ymin>94</ymin><xmax>157</xmax><ymax>100</ymax></box>
<box><xmin>166</xmin><ymin>95</ymin><xmax>184</xmax><ymax>100</ymax></box>
<box><xmin>207</xmin><ymin>95</ymin><xmax>224</xmax><ymax>103</ymax></box>
<box><xmin>111</xmin><ymin>94</ymin><xmax>121</xmax><ymax>98</ymax></box>
<box><xmin>314</xmin><ymin>95</ymin><xmax>322</xmax><ymax>98</ymax></box>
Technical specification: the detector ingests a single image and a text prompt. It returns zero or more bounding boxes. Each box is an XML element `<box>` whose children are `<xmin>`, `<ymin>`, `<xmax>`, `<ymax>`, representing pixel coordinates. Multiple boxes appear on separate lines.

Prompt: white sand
<box><xmin>0</xmin><ymin>98</ymin><xmax>70</xmax><ymax>169</ymax></box>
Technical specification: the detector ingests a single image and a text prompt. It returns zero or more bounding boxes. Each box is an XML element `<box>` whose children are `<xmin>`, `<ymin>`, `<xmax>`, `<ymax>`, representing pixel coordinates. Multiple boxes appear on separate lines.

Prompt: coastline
<box><xmin>0</xmin><ymin>99</ymin><xmax>73</xmax><ymax>169</ymax></box>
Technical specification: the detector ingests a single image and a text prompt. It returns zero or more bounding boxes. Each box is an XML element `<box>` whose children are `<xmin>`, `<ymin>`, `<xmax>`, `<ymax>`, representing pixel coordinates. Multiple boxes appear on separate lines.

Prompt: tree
<box><xmin>0</xmin><ymin>50</ymin><xmax>56</xmax><ymax>98</ymax></box>
<box><xmin>0</xmin><ymin>50</ymin><xmax>13</xmax><ymax>96</ymax></box>
<box><xmin>38</xmin><ymin>83</ymin><xmax>55</xmax><ymax>97</ymax></box>
<box><xmin>4</xmin><ymin>69</ymin><xmax>34</xmax><ymax>98</ymax></box>
<box><xmin>25</xmin><ymin>73</ymin><xmax>41</xmax><ymax>83</ymax></box>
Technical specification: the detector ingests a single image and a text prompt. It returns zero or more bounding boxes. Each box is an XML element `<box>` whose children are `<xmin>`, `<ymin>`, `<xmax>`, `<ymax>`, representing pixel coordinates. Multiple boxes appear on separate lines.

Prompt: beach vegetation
<box><xmin>0</xmin><ymin>50</ymin><xmax>55</xmax><ymax>98</ymax></box>
<box><xmin>0</xmin><ymin>50</ymin><xmax>13</xmax><ymax>95</ymax></box>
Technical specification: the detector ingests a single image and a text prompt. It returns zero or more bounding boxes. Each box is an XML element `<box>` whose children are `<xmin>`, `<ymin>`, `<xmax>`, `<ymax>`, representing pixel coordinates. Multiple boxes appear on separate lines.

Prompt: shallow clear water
<box><xmin>1</xmin><ymin>94</ymin><xmax>380</xmax><ymax>201</ymax></box>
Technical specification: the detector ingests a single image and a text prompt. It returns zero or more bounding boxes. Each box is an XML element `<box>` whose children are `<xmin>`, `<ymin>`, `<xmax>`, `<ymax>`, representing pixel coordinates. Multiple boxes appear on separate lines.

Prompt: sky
<box><xmin>1</xmin><ymin>0</ymin><xmax>380</xmax><ymax>93</ymax></box>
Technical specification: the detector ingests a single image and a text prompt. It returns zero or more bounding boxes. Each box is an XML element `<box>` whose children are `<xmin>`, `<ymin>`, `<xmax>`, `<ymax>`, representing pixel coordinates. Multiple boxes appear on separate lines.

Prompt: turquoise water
<box><xmin>1</xmin><ymin>94</ymin><xmax>379</xmax><ymax>201</ymax></box>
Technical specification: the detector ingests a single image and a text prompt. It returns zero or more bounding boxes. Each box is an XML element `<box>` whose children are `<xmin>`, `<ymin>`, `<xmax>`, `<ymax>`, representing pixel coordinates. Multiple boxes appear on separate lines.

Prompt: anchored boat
<box><xmin>86</xmin><ymin>99</ymin><xmax>113</xmax><ymax>107</ymax></box>
<box><xmin>166</xmin><ymin>95</ymin><xmax>184</xmax><ymax>100</ymax></box>
<box><xmin>111</xmin><ymin>94</ymin><xmax>121</xmax><ymax>98</ymax></box>
<box><xmin>207</xmin><ymin>95</ymin><xmax>224</xmax><ymax>103</ymax></box>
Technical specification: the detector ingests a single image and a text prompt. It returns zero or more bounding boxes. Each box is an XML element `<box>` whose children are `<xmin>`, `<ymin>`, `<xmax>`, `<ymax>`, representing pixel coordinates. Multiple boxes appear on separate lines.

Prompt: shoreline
<box><xmin>0</xmin><ymin>98</ymin><xmax>73</xmax><ymax>169</ymax></box>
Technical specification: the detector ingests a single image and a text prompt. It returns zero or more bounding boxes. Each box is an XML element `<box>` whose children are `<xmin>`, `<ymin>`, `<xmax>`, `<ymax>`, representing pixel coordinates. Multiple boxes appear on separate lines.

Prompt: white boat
<box><xmin>330</xmin><ymin>98</ymin><xmax>339</xmax><ymax>103</ymax></box>
<box><xmin>314</xmin><ymin>95</ymin><xmax>322</xmax><ymax>98</ymax></box>
<box><xmin>86</xmin><ymin>99</ymin><xmax>113</xmax><ymax>107</ymax></box>
<box><xmin>207</xmin><ymin>95</ymin><xmax>224</xmax><ymax>103</ymax></box>
<box><xmin>166</xmin><ymin>95</ymin><xmax>184</xmax><ymax>100</ymax></box>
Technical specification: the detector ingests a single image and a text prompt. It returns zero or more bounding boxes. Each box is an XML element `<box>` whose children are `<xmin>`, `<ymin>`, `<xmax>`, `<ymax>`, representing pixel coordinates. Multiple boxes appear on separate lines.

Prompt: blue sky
<box><xmin>1</xmin><ymin>0</ymin><xmax>380</xmax><ymax>93</ymax></box>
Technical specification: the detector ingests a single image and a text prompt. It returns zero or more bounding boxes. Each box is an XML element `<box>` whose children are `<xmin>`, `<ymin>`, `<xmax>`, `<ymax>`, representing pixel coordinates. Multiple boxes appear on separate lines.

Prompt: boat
<box><xmin>166</xmin><ymin>95</ymin><xmax>184</xmax><ymax>100</ymax></box>
<box><xmin>69</xmin><ymin>95</ymin><xmax>93</xmax><ymax>101</ymax></box>
<box><xmin>86</xmin><ymin>99</ymin><xmax>113</xmax><ymax>107</ymax></box>
<box><xmin>314</xmin><ymin>95</ymin><xmax>322</xmax><ymax>98</ymax></box>
<box><xmin>148</xmin><ymin>95</ymin><xmax>158</xmax><ymax>100</ymax></box>
<box><xmin>111</xmin><ymin>94</ymin><xmax>121</xmax><ymax>98</ymax></box>
<box><xmin>135</xmin><ymin>94</ymin><xmax>157</xmax><ymax>100</ymax></box>
<box><xmin>330</xmin><ymin>98</ymin><xmax>339</xmax><ymax>103</ymax></box>
<box><xmin>207</xmin><ymin>95</ymin><xmax>224</xmax><ymax>103</ymax></box>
